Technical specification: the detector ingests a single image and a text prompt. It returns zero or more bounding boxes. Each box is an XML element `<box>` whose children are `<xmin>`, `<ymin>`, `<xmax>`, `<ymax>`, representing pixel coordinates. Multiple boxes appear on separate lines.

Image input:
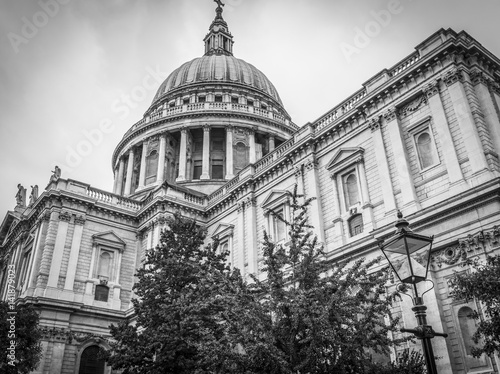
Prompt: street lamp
<box><xmin>378</xmin><ymin>211</ymin><xmax>447</xmax><ymax>374</ymax></box>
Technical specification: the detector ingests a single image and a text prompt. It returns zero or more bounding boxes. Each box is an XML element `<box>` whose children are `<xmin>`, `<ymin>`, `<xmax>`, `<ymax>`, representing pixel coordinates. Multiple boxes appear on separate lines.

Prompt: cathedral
<box><xmin>1</xmin><ymin>2</ymin><xmax>500</xmax><ymax>373</ymax></box>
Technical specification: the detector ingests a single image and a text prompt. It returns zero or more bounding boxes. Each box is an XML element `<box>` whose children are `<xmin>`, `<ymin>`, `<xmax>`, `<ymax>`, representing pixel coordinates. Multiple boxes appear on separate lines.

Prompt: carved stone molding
<box><xmin>423</xmin><ymin>80</ymin><xmax>440</xmax><ymax>98</ymax></box>
<box><xmin>368</xmin><ymin>117</ymin><xmax>382</xmax><ymax>132</ymax></box>
<box><xmin>489</xmin><ymin>80</ymin><xmax>500</xmax><ymax>95</ymax></box>
<box><xmin>245</xmin><ymin>197</ymin><xmax>257</xmax><ymax>208</ymax></box>
<box><xmin>443</xmin><ymin>68</ymin><xmax>464</xmax><ymax>87</ymax></box>
<box><xmin>59</xmin><ymin>211</ymin><xmax>71</xmax><ymax>222</ymax></box>
<box><xmin>383</xmin><ymin>107</ymin><xmax>398</xmax><ymax>122</ymax></box>
<box><xmin>399</xmin><ymin>95</ymin><xmax>427</xmax><ymax>118</ymax></box>
<box><xmin>431</xmin><ymin>226</ymin><xmax>500</xmax><ymax>268</ymax></box>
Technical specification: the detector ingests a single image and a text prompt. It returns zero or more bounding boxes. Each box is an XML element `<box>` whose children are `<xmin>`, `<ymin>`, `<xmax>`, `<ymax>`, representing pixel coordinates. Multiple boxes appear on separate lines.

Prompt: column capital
<box><xmin>203</xmin><ymin>124</ymin><xmax>211</xmax><ymax>132</ymax></box>
<box><xmin>294</xmin><ymin>165</ymin><xmax>303</xmax><ymax>178</ymax></box>
<box><xmin>180</xmin><ymin>126</ymin><xmax>188</xmax><ymax>134</ymax></box>
<box><xmin>443</xmin><ymin>67</ymin><xmax>464</xmax><ymax>87</ymax></box>
<box><xmin>424</xmin><ymin>80</ymin><xmax>440</xmax><ymax>98</ymax></box>
<box><xmin>304</xmin><ymin>158</ymin><xmax>318</xmax><ymax>172</ymax></box>
<box><xmin>225</xmin><ymin>124</ymin><xmax>234</xmax><ymax>132</ymax></box>
<box><xmin>469</xmin><ymin>69</ymin><xmax>490</xmax><ymax>86</ymax></box>
<box><xmin>368</xmin><ymin>116</ymin><xmax>382</xmax><ymax>132</ymax></box>
<box><xmin>59</xmin><ymin>211</ymin><xmax>71</xmax><ymax>222</ymax></box>
<box><xmin>490</xmin><ymin>80</ymin><xmax>500</xmax><ymax>95</ymax></box>
<box><xmin>74</xmin><ymin>215</ymin><xmax>86</xmax><ymax>225</ymax></box>
<box><xmin>248</xmin><ymin>126</ymin><xmax>257</xmax><ymax>135</ymax></box>
<box><xmin>383</xmin><ymin>107</ymin><xmax>398</xmax><ymax>122</ymax></box>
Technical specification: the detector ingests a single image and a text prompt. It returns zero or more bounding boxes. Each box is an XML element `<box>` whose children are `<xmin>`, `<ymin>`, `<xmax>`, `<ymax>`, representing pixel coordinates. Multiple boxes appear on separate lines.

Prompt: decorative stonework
<box><xmin>203</xmin><ymin>124</ymin><xmax>210</xmax><ymax>132</ymax></box>
<box><xmin>469</xmin><ymin>70</ymin><xmax>489</xmax><ymax>86</ymax></box>
<box><xmin>59</xmin><ymin>211</ymin><xmax>71</xmax><ymax>222</ymax></box>
<box><xmin>237</xmin><ymin>201</ymin><xmax>244</xmax><ymax>213</ymax></box>
<box><xmin>443</xmin><ymin>68</ymin><xmax>464</xmax><ymax>86</ymax></box>
<box><xmin>74</xmin><ymin>215</ymin><xmax>86</xmax><ymax>225</ymax></box>
<box><xmin>368</xmin><ymin>117</ymin><xmax>382</xmax><ymax>132</ymax></box>
<box><xmin>489</xmin><ymin>80</ymin><xmax>500</xmax><ymax>95</ymax></box>
<box><xmin>383</xmin><ymin>107</ymin><xmax>398</xmax><ymax>122</ymax></box>
<box><xmin>245</xmin><ymin>197</ymin><xmax>257</xmax><ymax>208</ymax></box>
<box><xmin>423</xmin><ymin>80</ymin><xmax>440</xmax><ymax>98</ymax></box>
<box><xmin>431</xmin><ymin>226</ymin><xmax>500</xmax><ymax>268</ymax></box>
<box><xmin>294</xmin><ymin>165</ymin><xmax>303</xmax><ymax>178</ymax></box>
<box><xmin>399</xmin><ymin>95</ymin><xmax>427</xmax><ymax>118</ymax></box>
<box><xmin>304</xmin><ymin>158</ymin><xmax>318</xmax><ymax>172</ymax></box>
<box><xmin>225</xmin><ymin>124</ymin><xmax>234</xmax><ymax>133</ymax></box>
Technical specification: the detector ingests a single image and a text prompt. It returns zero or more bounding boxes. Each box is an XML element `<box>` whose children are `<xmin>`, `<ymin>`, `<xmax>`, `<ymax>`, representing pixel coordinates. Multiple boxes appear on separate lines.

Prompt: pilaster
<box><xmin>46</xmin><ymin>211</ymin><xmax>71</xmax><ymax>290</ymax></box>
<box><xmin>237</xmin><ymin>202</ymin><xmax>246</xmax><ymax>276</ymax></box>
<box><xmin>304</xmin><ymin>158</ymin><xmax>325</xmax><ymax>242</ymax></box>
<box><xmin>62</xmin><ymin>215</ymin><xmax>86</xmax><ymax>295</ymax></box>
<box><xmin>248</xmin><ymin>127</ymin><xmax>256</xmax><ymax>164</ymax></box>
<box><xmin>369</xmin><ymin>117</ymin><xmax>397</xmax><ymax>215</ymax></box>
<box><xmin>424</xmin><ymin>80</ymin><xmax>465</xmax><ymax>186</ymax></box>
<box><xmin>115</xmin><ymin>157</ymin><xmax>125</xmax><ymax>194</ymax></box>
<box><xmin>245</xmin><ymin>197</ymin><xmax>258</xmax><ymax>276</ymax></box>
<box><xmin>383</xmin><ymin>107</ymin><xmax>419</xmax><ymax>214</ymax></box>
<box><xmin>444</xmin><ymin>68</ymin><xmax>489</xmax><ymax>177</ymax></box>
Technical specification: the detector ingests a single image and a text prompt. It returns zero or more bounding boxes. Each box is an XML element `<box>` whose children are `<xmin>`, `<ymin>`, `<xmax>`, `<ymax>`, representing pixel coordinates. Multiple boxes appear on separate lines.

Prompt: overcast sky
<box><xmin>1</xmin><ymin>0</ymin><xmax>500</xmax><ymax>216</ymax></box>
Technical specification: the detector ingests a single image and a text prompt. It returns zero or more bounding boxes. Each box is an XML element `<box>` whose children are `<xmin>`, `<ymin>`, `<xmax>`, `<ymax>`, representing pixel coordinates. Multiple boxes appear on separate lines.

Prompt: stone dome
<box><xmin>152</xmin><ymin>55</ymin><xmax>284</xmax><ymax>107</ymax></box>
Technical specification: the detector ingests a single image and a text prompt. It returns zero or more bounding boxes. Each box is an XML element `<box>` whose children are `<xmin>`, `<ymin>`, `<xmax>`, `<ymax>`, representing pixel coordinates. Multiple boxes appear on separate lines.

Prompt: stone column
<box><xmin>245</xmin><ymin>197</ymin><xmax>258</xmax><ymax>276</ymax></box>
<box><xmin>444</xmin><ymin>68</ymin><xmax>489</xmax><ymax>175</ymax></box>
<box><xmin>249</xmin><ymin>127</ymin><xmax>256</xmax><ymax>164</ymax></box>
<box><xmin>237</xmin><ymin>202</ymin><xmax>246</xmax><ymax>276</ymax></box>
<box><xmin>176</xmin><ymin>128</ymin><xmax>188</xmax><ymax>182</ymax></box>
<box><xmin>472</xmin><ymin>71</ymin><xmax>500</xmax><ymax>161</ymax></box>
<box><xmin>138</xmin><ymin>141</ymin><xmax>148</xmax><ymax>188</ymax></box>
<box><xmin>47</xmin><ymin>211</ymin><xmax>71</xmax><ymax>290</ymax></box>
<box><xmin>383</xmin><ymin>107</ymin><xmax>419</xmax><ymax>213</ymax></box>
<box><xmin>225</xmin><ymin>125</ymin><xmax>234</xmax><ymax>179</ymax></box>
<box><xmin>124</xmin><ymin>148</ymin><xmax>135</xmax><ymax>196</ymax></box>
<box><xmin>304</xmin><ymin>158</ymin><xmax>325</xmax><ymax>242</ymax></box>
<box><xmin>115</xmin><ymin>157</ymin><xmax>125</xmax><ymax>194</ymax></box>
<box><xmin>63</xmin><ymin>215</ymin><xmax>85</xmax><ymax>294</ymax></box>
<box><xmin>424</xmin><ymin>80</ymin><xmax>465</xmax><ymax>185</ymax></box>
<box><xmin>157</xmin><ymin>133</ymin><xmax>167</xmax><ymax>183</ymax></box>
<box><xmin>369</xmin><ymin>118</ymin><xmax>397</xmax><ymax>215</ymax></box>
<box><xmin>201</xmin><ymin>125</ymin><xmax>211</xmax><ymax>179</ymax></box>
<box><xmin>269</xmin><ymin>135</ymin><xmax>275</xmax><ymax>152</ymax></box>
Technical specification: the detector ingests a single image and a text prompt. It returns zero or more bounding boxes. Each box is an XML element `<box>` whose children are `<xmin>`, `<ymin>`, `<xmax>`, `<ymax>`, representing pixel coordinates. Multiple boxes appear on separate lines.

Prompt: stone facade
<box><xmin>1</xmin><ymin>6</ymin><xmax>500</xmax><ymax>374</ymax></box>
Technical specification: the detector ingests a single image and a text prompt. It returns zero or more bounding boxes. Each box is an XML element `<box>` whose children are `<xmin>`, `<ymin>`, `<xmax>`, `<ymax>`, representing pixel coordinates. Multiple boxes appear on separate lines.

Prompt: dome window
<box><xmin>215</xmin><ymin>95</ymin><xmax>223</xmax><ymax>103</ymax></box>
<box><xmin>198</xmin><ymin>96</ymin><xmax>206</xmax><ymax>103</ymax></box>
<box><xmin>231</xmin><ymin>96</ymin><xmax>239</xmax><ymax>104</ymax></box>
<box><xmin>183</xmin><ymin>97</ymin><xmax>190</xmax><ymax>105</ymax></box>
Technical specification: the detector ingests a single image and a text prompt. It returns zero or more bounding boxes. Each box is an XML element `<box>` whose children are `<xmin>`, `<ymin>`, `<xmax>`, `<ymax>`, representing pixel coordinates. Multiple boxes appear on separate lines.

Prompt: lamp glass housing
<box><xmin>381</xmin><ymin>232</ymin><xmax>433</xmax><ymax>284</ymax></box>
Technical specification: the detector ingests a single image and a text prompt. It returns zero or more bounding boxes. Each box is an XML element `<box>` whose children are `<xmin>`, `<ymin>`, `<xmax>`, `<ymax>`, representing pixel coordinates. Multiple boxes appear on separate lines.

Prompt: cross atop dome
<box><xmin>204</xmin><ymin>0</ymin><xmax>234</xmax><ymax>56</ymax></box>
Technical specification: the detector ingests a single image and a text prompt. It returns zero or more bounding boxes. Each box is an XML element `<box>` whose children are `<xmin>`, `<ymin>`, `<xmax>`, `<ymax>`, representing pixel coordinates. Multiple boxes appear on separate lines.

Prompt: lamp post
<box><xmin>377</xmin><ymin>211</ymin><xmax>447</xmax><ymax>374</ymax></box>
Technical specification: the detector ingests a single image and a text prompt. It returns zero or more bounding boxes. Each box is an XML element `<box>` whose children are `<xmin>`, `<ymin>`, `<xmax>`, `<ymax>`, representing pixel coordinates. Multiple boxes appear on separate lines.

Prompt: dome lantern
<box><xmin>204</xmin><ymin>0</ymin><xmax>234</xmax><ymax>56</ymax></box>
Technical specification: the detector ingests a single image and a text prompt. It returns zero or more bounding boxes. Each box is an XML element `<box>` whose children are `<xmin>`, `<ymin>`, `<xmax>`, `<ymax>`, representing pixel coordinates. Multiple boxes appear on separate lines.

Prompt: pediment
<box><xmin>261</xmin><ymin>190</ymin><xmax>290</xmax><ymax>209</ymax></box>
<box><xmin>92</xmin><ymin>231</ymin><xmax>126</xmax><ymax>251</ymax></box>
<box><xmin>325</xmin><ymin>147</ymin><xmax>364</xmax><ymax>175</ymax></box>
<box><xmin>211</xmin><ymin>223</ymin><xmax>234</xmax><ymax>239</ymax></box>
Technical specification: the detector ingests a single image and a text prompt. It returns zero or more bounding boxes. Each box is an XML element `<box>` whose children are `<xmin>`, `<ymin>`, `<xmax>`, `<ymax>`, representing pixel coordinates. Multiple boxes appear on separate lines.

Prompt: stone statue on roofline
<box><xmin>15</xmin><ymin>184</ymin><xmax>27</xmax><ymax>207</ymax></box>
<box><xmin>49</xmin><ymin>165</ymin><xmax>61</xmax><ymax>184</ymax></box>
<box><xmin>29</xmin><ymin>185</ymin><xmax>39</xmax><ymax>207</ymax></box>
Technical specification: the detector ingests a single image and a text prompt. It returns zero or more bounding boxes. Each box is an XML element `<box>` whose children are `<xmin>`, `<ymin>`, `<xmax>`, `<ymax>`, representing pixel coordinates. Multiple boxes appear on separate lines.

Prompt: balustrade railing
<box><xmin>390</xmin><ymin>52</ymin><xmax>420</xmax><ymax>77</ymax></box>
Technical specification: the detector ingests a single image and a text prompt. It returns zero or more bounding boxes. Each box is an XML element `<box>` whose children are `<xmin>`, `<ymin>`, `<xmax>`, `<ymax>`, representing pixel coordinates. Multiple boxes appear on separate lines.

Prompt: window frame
<box><xmin>408</xmin><ymin>117</ymin><xmax>440</xmax><ymax>172</ymax></box>
<box><xmin>261</xmin><ymin>191</ymin><xmax>291</xmax><ymax>245</ymax></box>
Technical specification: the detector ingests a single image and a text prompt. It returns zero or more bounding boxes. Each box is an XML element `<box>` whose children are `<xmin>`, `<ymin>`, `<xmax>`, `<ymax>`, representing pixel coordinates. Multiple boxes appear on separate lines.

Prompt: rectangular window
<box><xmin>212</xmin><ymin>159</ymin><xmax>224</xmax><ymax>179</ymax></box>
<box><xmin>342</xmin><ymin>170</ymin><xmax>360</xmax><ymax>210</ymax></box>
<box><xmin>215</xmin><ymin>95</ymin><xmax>223</xmax><ymax>103</ymax></box>
<box><xmin>271</xmin><ymin>206</ymin><xmax>287</xmax><ymax>242</ymax></box>
<box><xmin>231</xmin><ymin>97</ymin><xmax>239</xmax><ymax>104</ymax></box>
<box><xmin>193</xmin><ymin>160</ymin><xmax>202</xmax><ymax>180</ymax></box>
<box><xmin>212</xmin><ymin>140</ymin><xmax>224</xmax><ymax>151</ymax></box>
<box><xmin>183</xmin><ymin>98</ymin><xmax>190</xmax><ymax>105</ymax></box>
<box><xmin>198</xmin><ymin>96</ymin><xmax>206</xmax><ymax>103</ymax></box>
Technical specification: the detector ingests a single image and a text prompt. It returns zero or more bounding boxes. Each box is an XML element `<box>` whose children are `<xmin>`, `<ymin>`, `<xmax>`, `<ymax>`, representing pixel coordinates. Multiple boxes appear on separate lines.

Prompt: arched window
<box><xmin>234</xmin><ymin>142</ymin><xmax>248</xmax><ymax>174</ymax></box>
<box><xmin>348</xmin><ymin>214</ymin><xmax>363</xmax><ymax>237</ymax></box>
<box><xmin>458</xmin><ymin>306</ymin><xmax>476</xmax><ymax>356</ymax></box>
<box><xmin>416</xmin><ymin>131</ymin><xmax>435</xmax><ymax>169</ymax></box>
<box><xmin>145</xmin><ymin>150</ymin><xmax>159</xmax><ymax>184</ymax></box>
<box><xmin>97</xmin><ymin>252</ymin><xmax>111</xmax><ymax>279</ymax></box>
<box><xmin>79</xmin><ymin>345</ymin><xmax>105</xmax><ymax>374</ymax></box>
<box><xmin>344</xmin><ymin>172</ymin><xmax>359</xmax><ymax>208</ymax></box>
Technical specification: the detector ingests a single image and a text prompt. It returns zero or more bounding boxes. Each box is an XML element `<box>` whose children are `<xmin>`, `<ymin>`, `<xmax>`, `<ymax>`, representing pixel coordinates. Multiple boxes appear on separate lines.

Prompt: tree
<box><xmin>106</xmin><ymin>213</ymin><xmax>284</xmax><ymax>374</ymax></box>
<box><xmin>449</xmin><ymin>254</ymin><xmax>500</xmax><ymax>357</ymax></box>
<box><xmin>253</xmin><ymin>186</ymin><xmax>402</xmax><ymax>373</ymax></box>
<box><xmin>0</xmin><ymin>301</ymin><xmax>42</xmax><ymax>374</ymax></box>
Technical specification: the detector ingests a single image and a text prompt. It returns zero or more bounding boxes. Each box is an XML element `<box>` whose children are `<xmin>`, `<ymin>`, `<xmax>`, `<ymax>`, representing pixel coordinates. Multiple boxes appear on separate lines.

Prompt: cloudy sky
<box><xmin>1</xmin><ymin>0</ymin><xmax>499</xmax><ymax>216</ymax></box>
